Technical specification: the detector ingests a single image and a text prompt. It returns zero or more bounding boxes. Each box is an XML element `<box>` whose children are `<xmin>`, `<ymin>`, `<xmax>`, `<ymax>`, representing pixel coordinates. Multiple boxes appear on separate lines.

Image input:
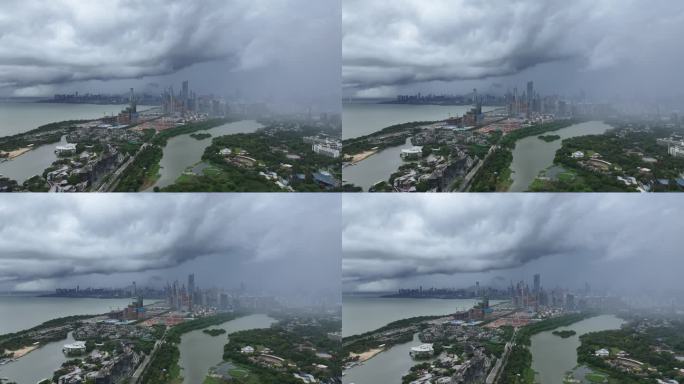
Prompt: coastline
<box><xmin>10</xmin><ymin>344</ymin><xmax>39</xmax><ymax>359</ymax></box>
<box><xmin>345</xmin><ymin>149</ymin><xmax>378</xmax><ymax>165</ymax></box>
<box><xmin>0</xmin><ymin>147</ymin><xmax>33</xmax><ymax>160</ymax></box>
<box><xmin>349</xmin><ymin>347</ymin><xmax>384</xmax><ymax>363</ymax></box>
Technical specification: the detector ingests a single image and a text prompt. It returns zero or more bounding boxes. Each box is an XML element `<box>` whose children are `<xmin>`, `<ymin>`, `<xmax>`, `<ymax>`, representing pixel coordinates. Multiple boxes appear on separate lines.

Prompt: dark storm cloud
<box><xmin>342</xmin><ymin>195</ymin><xmax>682</xmax><ymax>291</ymax></box>
<box><xmin>0</xmin><ymin>0</ymin><xmax>339</xmax><ymax>100</ymax></box>
<box><xmin>0</xmin><ymin>194</ymin><xmax>340</xmax><ymax>292</ymax></box>
<box><xmin>343</xmin><ymin>0</ymin><xmax>684</xmax><ymax>96</ymax></box>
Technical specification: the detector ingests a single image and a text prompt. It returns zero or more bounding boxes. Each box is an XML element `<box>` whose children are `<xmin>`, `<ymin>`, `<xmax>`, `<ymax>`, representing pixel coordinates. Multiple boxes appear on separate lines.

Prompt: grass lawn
<box><xmin>497</xmin><ymin>168</ymin><xmax>513</xmax><ymax>191</ymax></box>
<box><xmin>140</xmin><ymin>163</ymin><xmax>161</xmax><ymax>191</ymax></box>
<box><xmin>229</xmin><ymin>368</ymin><xmax>250</xmax><ymax>378</ymax></box>
<box><xmin>585</xmin><ymin>372</ymin><xmax>608</xmax><ymax>383</ymax></box>
<box><xmin>557</xmin><ymin>171</ymin><xmax>577</xmax><ymax>183</ymax></box>
<box><xmin>202</xmin><ymin>377</ymin><xmax>225</xmax><ymax>384</ymax></box>
<box><xmin>230</xmin><ymin>368</ymin><xmax>262</xmax><ymax>384</ymax></box>
<box><xmin>202</xmin><ymin>365</ymin><xmax>258</xmax><ymax>384</ymax></box>
<box><xmin>202</xmin><ymin>166</ymin><xmax>224</xmax><ymax>177</ymax></box>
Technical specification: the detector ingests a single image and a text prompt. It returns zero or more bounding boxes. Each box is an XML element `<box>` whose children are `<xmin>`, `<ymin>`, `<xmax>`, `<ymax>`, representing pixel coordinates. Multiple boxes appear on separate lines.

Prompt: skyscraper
<box><xmin>182</xmin><ymin>80</ymin><xmax>189</xmax><ymax>112</ymax></box>
<box><xmin>533</xmin><ymin>274</ymin><xmax>540</xmax><ymax>294</ymax></box>
<box><xmin>188</xmin><ymin>273</ymin><xmax>195</xmax><ymax>311</ymax></box>
<box><xmin>527</xmin><ymin>81</ymin><xmax>534</xmax><ymax>104</ymax></box>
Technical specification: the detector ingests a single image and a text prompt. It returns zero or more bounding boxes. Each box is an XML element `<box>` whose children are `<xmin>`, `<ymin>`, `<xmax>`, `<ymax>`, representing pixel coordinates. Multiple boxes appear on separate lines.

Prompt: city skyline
<box><xmin>342</xmin><ymin>194</ymin><xmax>683</xmax><ymax>295</ymax></box>
<box><xmin>0</xmin><ymin>0</ymin><xmax>341</xmax><ymax>113</ymax></box>
<box><xmin>0</xmin><ymin>194</ymin><xmax>341</xmax><ymax>299</ymax></box>
<box><xmin>343</xmin><ymin>0</ymin><xmax>684</xmax><ymax>107</ymax></box>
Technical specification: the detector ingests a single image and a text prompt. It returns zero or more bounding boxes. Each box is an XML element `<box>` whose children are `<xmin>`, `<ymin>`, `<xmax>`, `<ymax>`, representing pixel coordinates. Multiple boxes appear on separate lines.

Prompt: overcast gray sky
<box><xmin>0</xmin><ymin>0</ymin><xmax>341</xmax><ymax>113</ymax></box>
<box><xmin>343</xmin><ymin>195</ymin><xmax>683</xmax><ymax>296</ymax></box>
<box><xmin>343</xmin><ymin>0</ymin><xmax>684</xmax><ymax>107</ymax></box>
<box><xmin>0</xmin><ymin>194</ymin><xmax>341</xmax><ymax>300</ymax></box>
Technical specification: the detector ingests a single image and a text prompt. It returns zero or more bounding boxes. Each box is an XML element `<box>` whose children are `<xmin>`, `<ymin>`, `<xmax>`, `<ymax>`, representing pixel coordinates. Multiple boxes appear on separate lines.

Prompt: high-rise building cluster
<box><xmin>444</xmin><ymin>88</ymin><xmax>484</xmax><ymax>127</ymax></box>
<box><xmin>504</xmin><ymin>80</ymin><xmax>616</xmax><ymax>119</ymax></box>
<box><xmin>508</xmin><ymin>273</ymin><xmax>587</xmax><ymax>312</ymax></box>
<box><xmin>166</xmin><ymin>274</ymin><xmax>201</xmax><ymax>311</ymax></box>
<box><xmin>505</xmin><ymin>80</ymin><xmax>577</xmax><ymax>119</ymax></box>
<box><xmin>160</xmin><ymin>80</ymin><xmax>229</xmax><ymax>117</ymax></box>
<box><xmin>117</xmin><ymin>88</ymin><xmax>139</xmax><ymax>125</ymax></box>
<box><xmin>164</xmin><ymin>273</ymin><xmax>279</xmax><ymax>313</ymax></box>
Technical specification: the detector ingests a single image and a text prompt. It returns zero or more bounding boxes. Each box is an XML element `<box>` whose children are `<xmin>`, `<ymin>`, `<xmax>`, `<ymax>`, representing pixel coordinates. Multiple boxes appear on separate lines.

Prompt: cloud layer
<box><xmin>0</xmin><ymin>0</ymin><xmax>337</xmax><ymax>93</ymax></box>
<box><xmin>343</xmin><ymin>0</ymin><xmax>684</xmax><ymax>92</ymax></box>
<box><xmin>0</xmin><ymin>194</ymin><xmax>340</xmax><ymax>292</ymax></box>
<box><xmin>343</xmin><ymin>195</ymin><xmax>682</xmax><ymax>291</ymax></box>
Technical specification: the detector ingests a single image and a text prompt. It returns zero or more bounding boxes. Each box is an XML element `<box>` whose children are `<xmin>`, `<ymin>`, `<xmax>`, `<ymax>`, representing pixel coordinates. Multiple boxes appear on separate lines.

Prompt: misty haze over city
<box><xmin>0</xmin><ymin>194</ymin><xmax>341</xmax><ymax>299</ymax></box>
<box><xmin>343</xmin><ymin>0</ymin><xmax>684</xmax><ymax>109</ymax></box>
<box><xmin>0</xmin><ymin>0</ymin><xmax>341</xmax><ymax>113</ymax></box>
<box><xmin>342</xmin><ymin>194</ymin><xmax>683</xmax><ymax>298</ymax></box>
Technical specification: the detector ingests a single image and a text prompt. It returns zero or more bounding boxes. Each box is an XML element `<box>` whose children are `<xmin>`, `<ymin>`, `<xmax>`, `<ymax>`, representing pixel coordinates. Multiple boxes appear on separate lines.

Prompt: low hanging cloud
<box><xmin>0</xmin><ymin>194</ymin><xmax>340</xmax><ymax>290</ymax></box>
<box><xmin>0</xmin><ymin>0</ymin><xmax>336</xmax><ymax>93</ymax></box>
<box><xmin>342</xmin><ymin>195</ymin><xmax>682</xmax><ymax>291</ymax></box>
<box><xmin>343</xmin><ymin>0</ymin><xmax>684</xmax><ymax>92</ymax></box>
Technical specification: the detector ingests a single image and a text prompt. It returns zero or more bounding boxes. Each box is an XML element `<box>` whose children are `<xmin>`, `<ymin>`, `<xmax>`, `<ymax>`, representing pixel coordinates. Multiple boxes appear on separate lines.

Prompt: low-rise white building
<box><xmin>669</xmin><ymin>145</ymin><xmax>684</xmax><ymax>158</ymax></box>
<box><xmin>312</xmin><ymin>143</ymin><xmax>340</xmax><ymax>158</ymax></box>
<box><xmin>401</xmin><ymin>146</ymin><xmax>423</xmax><ymax>160</ymax></box>
<box><xmin>63</xmin><ymin>341</ymin><xmax>87</xmax><ymax>355</ymax></box>
<box><xmin>55</xmin><ymin>143</ymin><xmax>78</xmax><ymax>155</ymax></box>
<box><xmin>409</xmin><ymin>343</ymin><xmax>434</xmax><ymax>358</ymax></box>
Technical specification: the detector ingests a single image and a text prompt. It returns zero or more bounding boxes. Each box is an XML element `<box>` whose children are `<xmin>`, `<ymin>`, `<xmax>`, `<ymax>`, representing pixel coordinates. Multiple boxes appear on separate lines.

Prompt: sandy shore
<box><xmin>350</xmin><ymin>347</ymin><xmax>383</xmax><ymax>363</ymax></box>
<box><xmin>348</xmin><ymin>149</ymin><xmax>378</xmax><ymax>164</ymax></box>
<box><xmin>1</xmin><ymin>147</ymin><xmax>33</xmax><ymax>160</ymax></box>
<box><xmin>6</xmin><ymin>344</ymin><xmax>39</xmax><ymax>358</ymax></box>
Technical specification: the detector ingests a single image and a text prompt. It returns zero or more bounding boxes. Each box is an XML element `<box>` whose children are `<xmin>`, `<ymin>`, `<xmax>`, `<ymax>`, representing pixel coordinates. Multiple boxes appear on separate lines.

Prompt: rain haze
<box><xmin>343</xmin><ymin>194</ymin><xmax>683</xmax><ymax>300</ymax></box>
<box><xmin>343</xmin><ymin>0</ymin><xmax>684</xmax><ymax>108</ymax></box>
<box><xmin>0</xmin><ymin>194</ymin><xmax>341</xmax><ymax>302</ymax></box>
<box><xmin>0</xmin><ymin>0</ymin><xmax>341</xmax><ymax>113</ymax></box>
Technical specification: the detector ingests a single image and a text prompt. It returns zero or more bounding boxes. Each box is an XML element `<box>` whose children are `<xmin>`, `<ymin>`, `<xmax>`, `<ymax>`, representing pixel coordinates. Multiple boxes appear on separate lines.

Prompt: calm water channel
<box><xmin>149</xmin><ymin>120</ymin><xmax>263</xmax><ymax>189</ymax></box>
<box><xmin>342</xmin><ymin>103</ymin><xmax>498</xmax><ymax>190</ymax></box>
<box><xmin>343</xmin><ymin>333</ymin><xmax>424</xmax><ymax>384</ymax></box>
<box><xmin>530</xmin><ymin>314</ymin><xmax>626</xmax><ymax>384</ymax></box>
<box><xmin>0</xmin><ymin>136</ymin><xmax>67</xmax><ymax>183</ymax></box>
<box><xmin>177</xmin><ymin>314</ymin><xmax>276</xmax><ymax>384</ymax></box>
<box><xmin>509</xmin><ymin>121</ymin><xmax>612</xmax><ymax>191</ymax></box>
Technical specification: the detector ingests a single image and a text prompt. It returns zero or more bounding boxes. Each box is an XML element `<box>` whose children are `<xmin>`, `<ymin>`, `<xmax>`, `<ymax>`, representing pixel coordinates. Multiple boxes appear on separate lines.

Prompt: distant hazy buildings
<box><xmin>160</xmin><ymin>80</ymin><xmax>229</xmax><ymax>118</ymax></box>
<box><xmin>165</xmin><ymin>273</ymin><xmax>279</xmax><ymax>313</ymax></box>
<box><xmin>657</xmin><ymin>135</ymin><xmax>684</xmax><ymax>158</ymax></box>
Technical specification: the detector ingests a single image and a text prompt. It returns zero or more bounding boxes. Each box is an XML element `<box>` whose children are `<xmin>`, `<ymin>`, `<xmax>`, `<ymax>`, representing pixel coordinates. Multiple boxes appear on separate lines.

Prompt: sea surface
<box><xmin>508</xmin><ymin>121</ymin><xmax>612</xmax><ymax>191</ymax></box>
<box><xmin>342</xmin><ymin>295</ymin><xmax>503</xmax><ymax>337</ymax></box>
<box><xmin>149</xmin><ymin>120</ymin><xmax>264</xmax><ymax>190</ymax></box>
<box><xmin>529</xmin><ymin>314</ymin><xmax>625</xmax><ymax>384</ymax></box>
<box><xmin>343</xmin><ymin>102</ymin><xmax>495</xmax><ymax>140</ymax></box>
<box><xmin>0</xmin><ymin>295</ymin><xmax>133</xmax><ymax>334</ymax></box>
<box><xmin>177</xmin><ymin>314</ymin><xmax>276</xmax><ymax>384</ymax></box>
<box><xmin>0</xmin><ymin>101</ymin><xmax>153</xmax><ymax>137</ymax></box>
